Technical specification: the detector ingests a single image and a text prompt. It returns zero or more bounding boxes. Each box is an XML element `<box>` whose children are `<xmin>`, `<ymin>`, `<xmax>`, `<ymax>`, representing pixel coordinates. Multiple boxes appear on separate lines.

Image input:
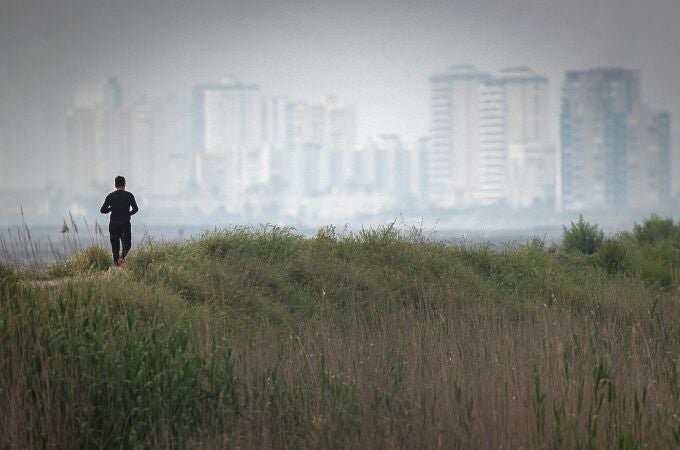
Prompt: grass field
<box><xmin>2</xmin><ymin>217</ymin><xmax>680</xmax><ymax>449</ymax></box>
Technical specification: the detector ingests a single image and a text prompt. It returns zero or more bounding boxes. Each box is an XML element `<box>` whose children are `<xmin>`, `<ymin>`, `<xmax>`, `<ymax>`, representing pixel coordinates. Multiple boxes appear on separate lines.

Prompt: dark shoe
<box><xmin>116</xmin><ymin>259</ymin><xmax>124</xmax><ymax>267</ymax></box>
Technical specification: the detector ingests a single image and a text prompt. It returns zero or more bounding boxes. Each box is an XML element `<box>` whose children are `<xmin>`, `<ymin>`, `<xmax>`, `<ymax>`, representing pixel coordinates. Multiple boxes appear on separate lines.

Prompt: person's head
<box><xmin>114</xmin><ymin>176</ymin><xmax>126</xmax><ymax>189</ymax></box>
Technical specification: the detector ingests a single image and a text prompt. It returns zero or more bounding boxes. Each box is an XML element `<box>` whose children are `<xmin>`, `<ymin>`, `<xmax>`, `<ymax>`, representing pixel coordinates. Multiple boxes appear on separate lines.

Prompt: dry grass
<box><xmin>221</xmin><ymin>286</ymin><xmax>680</xmax><ymax>449</ymax></box>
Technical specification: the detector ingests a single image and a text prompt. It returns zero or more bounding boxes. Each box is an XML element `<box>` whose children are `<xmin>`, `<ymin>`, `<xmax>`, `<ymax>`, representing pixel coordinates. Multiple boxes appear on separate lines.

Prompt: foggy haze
<box><xmin>0</xmin><ymin>0</ymin><xmax>678</xmax><ymax>229</ymax></box>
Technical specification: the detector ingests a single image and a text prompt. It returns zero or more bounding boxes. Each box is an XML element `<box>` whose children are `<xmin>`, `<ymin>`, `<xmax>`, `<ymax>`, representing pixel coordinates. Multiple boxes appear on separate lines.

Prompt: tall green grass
<box><xmin>2</xmin><ymin>219</ymin><xmax>680</xmax><ymax>448</ymax></box>
<box><xmin>1</xmin><ymin>275</ymin><xmax>237</xmax><ymax>448</ymax></box>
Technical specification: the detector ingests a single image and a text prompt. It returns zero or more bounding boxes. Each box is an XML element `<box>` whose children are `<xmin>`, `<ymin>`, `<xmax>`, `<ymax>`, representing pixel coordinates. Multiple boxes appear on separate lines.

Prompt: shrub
<box><xmin>528</xmin><ymin>235</ymin><xmax>545</xmax><ymax>250</ymax></box>
<box><xmin>315</xmin><ymin>225</ymin><xmax>337</xmax><ymax>243</ymax></box>
<box><xmin>198</xmin><ymin>225</ymin><xmax>303</xmax><ymax>261</ymax></box>
<box><xmin>633</xmin><ymin>214</ymin><xmax>679</xmax><ymax>245</ymax></box>
<box><xmin>562</xmin><ymin>214</ymin><xmax>604</xmax><ymax>255</ymax></box>
<box><xmin>631</xmin><ymin>251</ymin><xmax>674</xmax><ymax>288</ymax></box>
<box><xmin>357</xmin><ymin>222</ymin><xmax>401</xmax><ymax>246</ymax></box>
<box><xmin>48</xmin><ymin>245</ymin><xmax>112</xmax><ymax>277</ymax></box>
<box><xmin>624</xmin><ymin>239</ymin><xmax>680</xmax><ymax>289</ymax></box>
<box><xmin>594</xmin><ymin>238</ymin><xmax>627</xmax><ymax>274</ymax></box>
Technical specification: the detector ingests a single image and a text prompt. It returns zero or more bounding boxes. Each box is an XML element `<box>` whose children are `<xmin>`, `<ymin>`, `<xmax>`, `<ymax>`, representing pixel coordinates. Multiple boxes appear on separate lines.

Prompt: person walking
<box><xmin>100</xmin><ymin>175</ymin><xmax>139</xmax><ymax>266</ymax></box>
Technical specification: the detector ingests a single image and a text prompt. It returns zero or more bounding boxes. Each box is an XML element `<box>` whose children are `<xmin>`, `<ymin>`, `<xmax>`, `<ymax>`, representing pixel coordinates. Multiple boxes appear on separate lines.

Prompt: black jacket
<box><xmin>100</xmin><ymin>189</ymin><xmax>139</xmax><ymax>223</ymax></box>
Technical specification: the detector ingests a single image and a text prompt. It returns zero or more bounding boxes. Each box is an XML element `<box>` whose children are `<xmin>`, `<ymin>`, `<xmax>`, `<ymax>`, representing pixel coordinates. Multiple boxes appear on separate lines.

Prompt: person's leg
<box><xmin>121</xmin><ymin>222</ymin><xmax>132</xmax><ymax>260</ymax></box>
<box><xmin>109</xmin><ymin>222</ymin><xmax>121</xmax><ymax>264</ymax></box>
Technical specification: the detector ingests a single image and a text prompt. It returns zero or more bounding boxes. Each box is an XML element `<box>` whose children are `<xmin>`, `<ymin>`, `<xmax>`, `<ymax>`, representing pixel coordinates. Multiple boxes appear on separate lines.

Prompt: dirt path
<box><xmin>22</xmin><ymin>266</ymin><xmax>126</xmax><ymax>289</ymax></box>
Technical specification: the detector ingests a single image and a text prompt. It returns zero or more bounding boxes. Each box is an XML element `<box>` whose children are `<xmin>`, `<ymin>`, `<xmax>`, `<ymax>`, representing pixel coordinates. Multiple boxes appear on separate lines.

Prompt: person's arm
<box><xmin>129</xmin><ymin>194</ymin><xmax>139</xmax><ymax>217</ymax></box>
<box><xmin>100</xmin><ymin>194</ymin><xmax>111</xmax><ymax>214</ymax></box>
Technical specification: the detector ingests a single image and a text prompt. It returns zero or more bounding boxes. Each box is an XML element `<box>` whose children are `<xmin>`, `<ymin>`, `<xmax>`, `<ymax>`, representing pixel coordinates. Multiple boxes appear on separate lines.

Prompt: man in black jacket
<box><xmin>100</xmin><ymin>175</ymin><xmax>139</xmax><ymax>266</ymax></box>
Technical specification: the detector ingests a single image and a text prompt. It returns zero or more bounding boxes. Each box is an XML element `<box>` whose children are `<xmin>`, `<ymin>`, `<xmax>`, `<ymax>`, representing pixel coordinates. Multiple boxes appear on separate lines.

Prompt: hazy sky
<box><xmin>1</xmin><ymin>0</ymin><xmax>679</xmax><ymax>183</ymax></box>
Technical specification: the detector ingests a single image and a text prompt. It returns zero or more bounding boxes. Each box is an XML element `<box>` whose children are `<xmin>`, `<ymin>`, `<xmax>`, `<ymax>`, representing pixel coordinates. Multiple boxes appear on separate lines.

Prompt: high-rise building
<box><xmin>626</xmin><ymin>108</ymin><xmax>671</xmax><ymax>210</ymax></box>
<box><xmin>429</xmin><ymin>65</ymin><xmax>484</xmax><ymax>208</ymax></box>
<box><xmin>560</xmin><ymin>68</ymin><xmax>670</xmax><ymax>211</ymax></box>
<box><xmin>371</xmin><ymin>134</ymin><xmax>422</xmax><ymax>204</ymax></box>
<box><xmin>324</xmin><ymin>96</ymin><xmax>356</xmax><ymax>152</ymax></box>
<box><xmin>285</xmin><ymin>101</ymin><xmax>311</xmax><ymax>147</ymax></box>
<box><xmin>65</xmin><ymin>78</ymin><xmax>126</xmax><ymax>195</ymax></box>
<box><xmin>192</xmin><ymin>78</ymin><xmax>260</xmax><ymax>154</ymax></box>
<box><xmin>476</xmin><ymin>80</ymin><xmax>506</xmax><ymax>205</ymax></box>
<box><xmin>653</xmin><ymin>112</ymin><xmax>672</xmax><ymax>206</ymax></box>
<box><xmin>128</xmin><ymin>99</ymin><xmax>162</xmax><ymax>194</ymax></box>
<box><xmin>282</xmin><ymin>96</ymin><xmax>356</xmax><ymax>195</ymax></box>
<box><xmin>261</xmin><ymin>95</ymin><xmax>288</xmax><ymax>147</ymax></box>
<box><xmin>159</xmin><ymin>95</ymin><xmax>192</xmax><ymax>195</ymax></box>
<box><xmin>501</xmin><ymin>67</ymin><xmax>555</xmax><ymax>208</ymax></box>
<box><xmin>66</xmin><ymin>82</ymin><xmax>193</xmax><ymax>203</ymax></box>
<box><xmin>283</xmin><ymin>96</ymin><xmax>356</xmax><ymax>150</ymax></box>
<box><xmin>428</xmin><ymin>65</ymin><xmax>554</xmax><ymax>209</ymax></box>
<box><xmin>192</xmin><ymin>78</ymin><xmax>260</xmax><ymax>208</ymax></box>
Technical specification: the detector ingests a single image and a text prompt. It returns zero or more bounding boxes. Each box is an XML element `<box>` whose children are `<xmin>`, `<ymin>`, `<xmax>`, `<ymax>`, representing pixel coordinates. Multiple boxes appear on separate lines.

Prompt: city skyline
<box><xmin>0</xmin><ymin>61</ymin><xmax>673</xmax><ymax>229</ymax></box>
<box><xmin>1</xmin><ymin>0</ymin><xmax>678</xmax><ymax>228</ymax></box>
<box><xmin>2</xmin><ymin>0</ymin><xmax>680</xmax><ymax>186</ymax></box>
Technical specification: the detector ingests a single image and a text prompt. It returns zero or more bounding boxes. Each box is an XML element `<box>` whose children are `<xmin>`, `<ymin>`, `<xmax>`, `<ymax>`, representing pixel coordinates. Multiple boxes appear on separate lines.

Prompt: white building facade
<box><xmin>192</xmin><ymin>79</ymin><xmax>261</xmax><ymax>211</ymax></box>
<box><xmin>428</xmin><ymin>65</ymin><xmax>554</xmax><ymax>209</ymax></box>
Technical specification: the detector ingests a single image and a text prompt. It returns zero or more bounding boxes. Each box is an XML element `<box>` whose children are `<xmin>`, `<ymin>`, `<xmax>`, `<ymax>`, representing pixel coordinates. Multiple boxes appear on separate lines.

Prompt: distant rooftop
<box><xmin>564</xmin><ymin>67</ymin><xmax>640</xmax><ymax>81</ymax></box>
<box><xmin>447</xmin><ymin>64</ymin><xmax>481</xmax><ymax>74</ymax></box>
<box><xmin>193</xmin><ymin>77</ymin><xmax>259</xmax><ymax>91</ymax></box>
<box><xmin>430</xmin><ymin>64</ymin><xmax>487</xmax><ymax>82</ymax></box>
<box><xmin>431</xmin><ymin>65</ymin><xmax>546</xmax><ymax>84</ymax></box>
<box><xmin>498</xmin><ymin>66</ymin><xmax>547</xmax><ymax>83</ymax></box>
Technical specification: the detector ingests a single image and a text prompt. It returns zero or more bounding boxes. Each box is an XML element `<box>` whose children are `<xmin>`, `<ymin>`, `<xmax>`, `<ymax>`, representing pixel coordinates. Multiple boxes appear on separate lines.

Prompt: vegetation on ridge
<box><xmin>2</xmin><ymin>216</ymin><xmax>680</xmax><ymax>448</ymax></box>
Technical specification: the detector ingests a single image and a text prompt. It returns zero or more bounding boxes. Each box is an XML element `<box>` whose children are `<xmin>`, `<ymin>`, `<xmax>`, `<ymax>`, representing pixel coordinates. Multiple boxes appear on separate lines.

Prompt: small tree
<box><xmin>594</xmin><ymin>238</ymin><xmax>627</xmax><ymax>273</ymax></box>
<box><xmin>633</xmin><ymin>214</ymin><xmax>679</xmax><ymax>245</ymax></box>
<box><xmin>562</xmin><ymin>214</ymin><xmax>604</xmax><ymax>255</ymax></box>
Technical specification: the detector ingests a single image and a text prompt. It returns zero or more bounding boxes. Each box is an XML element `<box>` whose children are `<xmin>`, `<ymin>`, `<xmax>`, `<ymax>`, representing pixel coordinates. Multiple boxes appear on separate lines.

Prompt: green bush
<box><xmin>630</xmin><ymin>250</ymin><xmax>674</xmax><ymax>288</ymax></box>
<box><xmin>562</xmin><ymin>214</ymin><xmax>604</xmax><ymax>255</ymax></box>
<box><xmin>594</xmin><ymin>238</ymin><xmax>627</xmax><ymax>274</ymax></box>
<box><xmin>315</xmin><ymin>224</ymin><xmax>338</xmax><ymax>243</ymax></box>
<box><xmin>624</xmin><ymin>240</ymin><xmax>680</xmax><ymax>289</ymax></box>
<box><xmin>47</xmin><ymin>245</ymin><xmax>112</xmax><ymax>277</ymax></box>
<box><xmin>633</xmin><ymin>214</ymin><xmax>679</xmax><ymax>245</ymax></box>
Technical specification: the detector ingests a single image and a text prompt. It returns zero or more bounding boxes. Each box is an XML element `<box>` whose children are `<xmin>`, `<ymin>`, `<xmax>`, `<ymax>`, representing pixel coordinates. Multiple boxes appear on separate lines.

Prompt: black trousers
<box><xmin>109</xmin><ymin>221</ymin><xmax>132</xmax><ymax>263</ymax></box>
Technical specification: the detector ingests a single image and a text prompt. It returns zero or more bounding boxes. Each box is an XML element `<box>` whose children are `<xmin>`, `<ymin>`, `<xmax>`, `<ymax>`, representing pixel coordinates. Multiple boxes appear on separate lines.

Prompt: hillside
<box><xmin>2</xmin><ymin>219</ymin><xmax>680</xmax><ymax>448</ymax></box>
